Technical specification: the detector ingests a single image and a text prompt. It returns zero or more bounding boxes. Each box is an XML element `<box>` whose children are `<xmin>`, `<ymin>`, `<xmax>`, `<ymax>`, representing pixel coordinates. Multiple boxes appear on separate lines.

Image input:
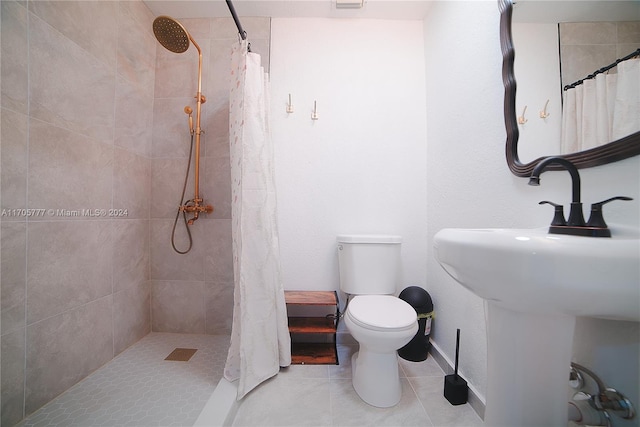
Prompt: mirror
<box><xmin>499</xmin><ymin>0</ymin><xmax>640</xmax><ymax>177</ymax></box>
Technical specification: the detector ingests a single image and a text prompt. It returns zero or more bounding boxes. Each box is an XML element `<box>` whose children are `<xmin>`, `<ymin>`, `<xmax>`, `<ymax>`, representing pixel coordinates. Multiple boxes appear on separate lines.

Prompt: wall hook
<box><xmin>286</xmin><ymin>94</ymin><xmax>294</xmax><ymax>113</ymax></box>
<box><xmin>311</xmin><ymin>100</ymin><xmax>319</xmax><ymax>120</ymax></box>
<box><xmin>539</xmin><ymin>99</ymin><xmax>550</xmax><ymax>119</ymax></box>
<box><xmin>518</xmin><ymin>105</ymin><xmax>528</xmax><ymax>124</ymax></box>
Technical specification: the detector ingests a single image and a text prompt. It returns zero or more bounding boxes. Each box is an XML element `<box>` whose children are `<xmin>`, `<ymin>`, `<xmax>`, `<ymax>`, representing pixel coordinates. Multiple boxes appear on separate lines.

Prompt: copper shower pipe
<box><xmin>179</xmin><ymin>31</ymin><xmax>213</xmax><ymax>224</ymax></box>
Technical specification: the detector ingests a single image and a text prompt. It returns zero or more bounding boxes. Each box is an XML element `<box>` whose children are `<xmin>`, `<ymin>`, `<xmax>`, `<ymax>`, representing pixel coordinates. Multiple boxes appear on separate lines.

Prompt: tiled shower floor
<box><xmin>16</xmin><ymin>333</ymin><xmax>230</xmax><ymax>427</ymax></box>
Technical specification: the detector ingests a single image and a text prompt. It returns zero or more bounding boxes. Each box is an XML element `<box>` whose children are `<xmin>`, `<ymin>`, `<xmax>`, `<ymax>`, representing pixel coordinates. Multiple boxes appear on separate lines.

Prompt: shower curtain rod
<box><xmin>564</xmin><ymin>48</ymin><xmax>640</xmax><ymax>91</ymax></box>
<box><xmin>226</xmin><ymin>0</ymin><xmax>251</xmax><ymax>51</ymax></box>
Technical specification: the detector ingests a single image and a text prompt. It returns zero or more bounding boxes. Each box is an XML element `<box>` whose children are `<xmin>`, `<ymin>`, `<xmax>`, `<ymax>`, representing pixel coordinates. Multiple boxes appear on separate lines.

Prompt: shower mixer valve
<box><xmin>180</xmin><ymin>199</ymin><xmax>214</xmax><ymax>225</ymax></box>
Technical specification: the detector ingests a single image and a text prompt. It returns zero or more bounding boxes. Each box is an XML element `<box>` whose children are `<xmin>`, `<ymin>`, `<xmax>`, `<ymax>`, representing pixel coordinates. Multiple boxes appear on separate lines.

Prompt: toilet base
<box><xmin>351</xmin><ymin>350</ymin><xmax>402</xmax><ymax>408</ymax></box>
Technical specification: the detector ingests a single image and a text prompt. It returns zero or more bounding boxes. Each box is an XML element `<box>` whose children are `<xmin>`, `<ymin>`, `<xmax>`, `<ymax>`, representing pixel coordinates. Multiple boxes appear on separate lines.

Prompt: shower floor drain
<box><xmin>165</xmin><ymin>348</ymin><xmax>198</xmax><ymax>362</ymax></box>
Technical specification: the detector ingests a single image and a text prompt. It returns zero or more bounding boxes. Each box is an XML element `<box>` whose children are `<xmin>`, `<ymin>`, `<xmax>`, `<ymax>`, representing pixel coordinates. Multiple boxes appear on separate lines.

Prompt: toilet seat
<box><xmin>347</xmin><ymin>295</ymin><xmax>417</xmax><ymax>332</ymax></box>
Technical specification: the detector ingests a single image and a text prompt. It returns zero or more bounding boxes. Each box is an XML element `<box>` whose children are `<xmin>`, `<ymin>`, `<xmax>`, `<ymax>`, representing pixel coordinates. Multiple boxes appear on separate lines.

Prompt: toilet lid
<box><xmin>348</xmin><ymin>295</ymin><xmax>417</xmax><ymax>330</ymax></box>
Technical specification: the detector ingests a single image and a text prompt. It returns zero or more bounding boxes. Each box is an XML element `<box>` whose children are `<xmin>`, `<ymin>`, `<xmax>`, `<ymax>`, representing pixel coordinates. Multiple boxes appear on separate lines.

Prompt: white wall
<box><xmin>268</xmin><ymin>5</ymin><xmax>639</xmax><ymax>419</ymax></box>
<box><xmin>270</xmin><ymin>18</ymin><xmax>428</xmax><ymax>295</ymax></box>
<box><xmin>424</xmin><ymin>0</ymin><xmax>640</xmax><ymax>415</ymax></box>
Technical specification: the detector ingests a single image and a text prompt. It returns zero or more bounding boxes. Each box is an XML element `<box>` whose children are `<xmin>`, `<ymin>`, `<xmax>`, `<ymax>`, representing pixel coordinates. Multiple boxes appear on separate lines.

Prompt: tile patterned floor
<box><xmin>15</xmin><ymin>333</ymin><xmax>483</xmax><ymax>427</ymax></box>
<box><xmin>16</xmin><ymin>333</ymin><xmax>230</xmax><ymax>427</ymax></box>
<box><xmin>232</xmin><ymin>343</ymin><xmax>484</xmax><ymax>427</ymax></box>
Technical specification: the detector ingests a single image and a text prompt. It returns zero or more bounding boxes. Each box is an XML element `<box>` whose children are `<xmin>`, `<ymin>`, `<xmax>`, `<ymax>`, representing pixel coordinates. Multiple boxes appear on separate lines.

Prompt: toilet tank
<box><xmin>337</xmin><ymin>235</ymin><xmax>402</xmax><ymax>295</ymax></box>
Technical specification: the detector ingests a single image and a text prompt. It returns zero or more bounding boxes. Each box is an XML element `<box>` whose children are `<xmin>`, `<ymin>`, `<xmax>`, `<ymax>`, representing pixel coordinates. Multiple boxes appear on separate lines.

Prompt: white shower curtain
<box><xmin>561</xmin><ymin>57</ymin><xmax>640</xmax><ymax>153</ymax></box>
<box><xmin>224</xmin><ymin>40</ymin><xmax>291</xmax><ymax>400</ymax></box>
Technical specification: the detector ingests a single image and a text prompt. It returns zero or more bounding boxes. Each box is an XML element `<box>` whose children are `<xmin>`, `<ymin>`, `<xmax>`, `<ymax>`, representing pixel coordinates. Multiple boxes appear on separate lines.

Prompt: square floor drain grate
<box><xmin>165</xmin><ymin>348</ymin><xmax>198</xmax><ymax>362</ymax></box>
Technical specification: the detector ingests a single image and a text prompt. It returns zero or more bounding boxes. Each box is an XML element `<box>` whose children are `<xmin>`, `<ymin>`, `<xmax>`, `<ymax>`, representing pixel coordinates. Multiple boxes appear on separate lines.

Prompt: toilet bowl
<box><xmin>337</xmin><ymin>234</ymin><xmax>419</xmax><ymax>407</ymax></box>
<box><xmin>344</xmin><ymin>294</ymin><xmax>418</xmax><ymax>408</ymax></box>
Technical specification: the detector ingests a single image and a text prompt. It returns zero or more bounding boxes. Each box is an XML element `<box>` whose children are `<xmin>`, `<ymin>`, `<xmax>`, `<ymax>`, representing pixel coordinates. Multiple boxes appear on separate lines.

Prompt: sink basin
<box><xmin>434</xmin><ymin>225</ymin><xmax>640</xmax><ymax>322</ymax></box>
<box><xmin>433</xmin><ymin>225</ymin><xmax>640</xmax><ymax>426</ymax></box>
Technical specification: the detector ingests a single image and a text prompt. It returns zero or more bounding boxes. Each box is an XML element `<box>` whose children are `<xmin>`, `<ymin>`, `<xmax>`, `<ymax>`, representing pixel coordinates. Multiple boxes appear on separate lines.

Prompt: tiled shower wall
<box><xmin>148</xmin><ymin>17</ymin><xmax>270</xmax><ymax>333</ymax></box>
<box><xmin>0</xmin><ymin>0</ymin><xmax>269</xmax><ymax>424</ymax></box>
<box><xmin>1</xmin><ymin>1</ymin><xmax>155</xmax><ymax>424</ymax></box>
<box><xmin>559</xmin><ymin>21</ymin><xmax>640</xmax><ymax>89</ymax></box>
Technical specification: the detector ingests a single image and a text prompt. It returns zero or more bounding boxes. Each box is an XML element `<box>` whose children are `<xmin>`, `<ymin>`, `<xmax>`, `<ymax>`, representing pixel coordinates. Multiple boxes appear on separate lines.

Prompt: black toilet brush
<box><xmin>444</xmin><ymin>328</ymin><xmax>468</xmax><ymax>405</ymax></box>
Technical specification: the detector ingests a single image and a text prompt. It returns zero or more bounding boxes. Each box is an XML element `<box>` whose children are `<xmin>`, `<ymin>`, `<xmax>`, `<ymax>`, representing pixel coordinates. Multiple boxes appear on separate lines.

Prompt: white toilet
<box><xmin>337</xmin><ymin>234</ymin><xmax>418</xmax><ymax>408</ymax></box>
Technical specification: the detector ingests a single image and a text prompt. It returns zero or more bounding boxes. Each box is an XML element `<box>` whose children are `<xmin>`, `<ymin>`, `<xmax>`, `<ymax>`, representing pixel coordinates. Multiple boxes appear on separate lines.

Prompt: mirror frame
<box><xmin>499</xmin><ymin>0</ymin><xmax>640</xmax><ymax>177</ymax></box>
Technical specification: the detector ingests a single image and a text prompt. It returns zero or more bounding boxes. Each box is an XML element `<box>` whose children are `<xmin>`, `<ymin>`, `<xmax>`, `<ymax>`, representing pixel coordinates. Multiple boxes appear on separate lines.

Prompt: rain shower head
<box><xmin>153</xmin><ymin>16</ymin><xmax>190</xmax><ymax>53</ymax></box>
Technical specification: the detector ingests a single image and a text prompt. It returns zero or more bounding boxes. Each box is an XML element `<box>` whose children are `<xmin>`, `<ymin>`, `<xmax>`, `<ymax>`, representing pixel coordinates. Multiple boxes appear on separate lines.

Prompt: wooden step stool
<box><xmin>285</xmin><ymin>291</ymin><xmax>339</xmax><ymax>365</ymax></box>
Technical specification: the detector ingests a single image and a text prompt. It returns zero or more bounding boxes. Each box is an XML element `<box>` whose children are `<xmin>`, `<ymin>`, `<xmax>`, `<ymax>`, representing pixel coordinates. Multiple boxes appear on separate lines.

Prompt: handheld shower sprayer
<box><xmin>153</xmin><ymin>15</ymin><xmax>213</xmax><ymax>253</ymax></box>
<box><xmin>184</xmin><ymin>106</ymin><xmax>194</xmax><ymax>135</ymax></box>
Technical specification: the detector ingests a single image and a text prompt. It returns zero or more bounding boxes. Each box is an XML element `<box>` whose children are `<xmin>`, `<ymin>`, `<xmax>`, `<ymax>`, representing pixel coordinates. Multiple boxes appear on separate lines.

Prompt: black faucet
<box><xmin>529</xmin><ymin>157</ymin><xmax>586</xmax><ymax>226</ymax></box>
<box><xmin>528</xmin><ymin>156</ymin><xmax>632</xmax><ymax>237</ymax></box>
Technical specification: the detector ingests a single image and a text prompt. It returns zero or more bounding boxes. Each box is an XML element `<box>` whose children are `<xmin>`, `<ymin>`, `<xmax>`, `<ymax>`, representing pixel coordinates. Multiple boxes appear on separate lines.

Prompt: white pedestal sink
<box><xmin>434</xmin><ymin>225</ymin><xmax>640</xmax><ymax>427</ymax></box>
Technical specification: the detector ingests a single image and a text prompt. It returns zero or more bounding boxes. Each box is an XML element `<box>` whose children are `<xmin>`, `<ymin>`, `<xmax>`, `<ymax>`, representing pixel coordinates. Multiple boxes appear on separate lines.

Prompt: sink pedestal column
<box><xmin>484</xmin><ymin>302</ymin><xmax>575</xmax><ymax>427</ymax></box>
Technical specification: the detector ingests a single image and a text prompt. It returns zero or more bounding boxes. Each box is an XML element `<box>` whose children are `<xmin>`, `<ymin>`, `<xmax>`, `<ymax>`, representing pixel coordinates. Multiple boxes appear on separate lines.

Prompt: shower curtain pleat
<box><xmin>224</xmin><ymin>40</ymin><xmax>291</xmax><ymax>400</ymax></box>
<box><xmin>561</xmin><ymin>58</ymin><xmax>640</xmax><ymax>153</ymax></box>
<box><xmin>612</xmin><ymin>58</ymin><xmax>640</xmax><ymax>141</ymax></box>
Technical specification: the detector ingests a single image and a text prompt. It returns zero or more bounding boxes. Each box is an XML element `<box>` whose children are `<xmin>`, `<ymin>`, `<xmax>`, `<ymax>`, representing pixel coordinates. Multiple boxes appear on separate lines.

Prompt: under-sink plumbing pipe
<box><xmin>567</xmin><ymin>362</ymin><xmax>635</xmax><ymax>425</ymax></box>
<box><xmin>568</xmin><ymin>394</ymin><xmax>612</xmax><ymax>426</ymax></box>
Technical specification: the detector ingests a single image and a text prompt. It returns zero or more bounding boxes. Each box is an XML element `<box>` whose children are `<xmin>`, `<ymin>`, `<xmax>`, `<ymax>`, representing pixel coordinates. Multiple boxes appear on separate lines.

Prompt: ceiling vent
<box><xmin>336</xmin><ymin>0</ymin><xmax>364</xmax><ymax>9</ymax></box>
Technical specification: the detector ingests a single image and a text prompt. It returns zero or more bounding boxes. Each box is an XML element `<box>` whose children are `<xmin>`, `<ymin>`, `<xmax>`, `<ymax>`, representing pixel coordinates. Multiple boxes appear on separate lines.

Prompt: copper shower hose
<box><xmin>171</xmin><ymin>133</ymin><xmax>195</xmax><ymax>254</ymax></box>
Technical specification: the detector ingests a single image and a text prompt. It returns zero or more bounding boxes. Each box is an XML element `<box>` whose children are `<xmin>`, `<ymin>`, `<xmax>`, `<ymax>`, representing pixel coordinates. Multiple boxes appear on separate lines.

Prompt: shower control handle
<box><xmin>201</xmin><ymin>204</ymin><xmax>214</xmax><ymax>214</ymax></box>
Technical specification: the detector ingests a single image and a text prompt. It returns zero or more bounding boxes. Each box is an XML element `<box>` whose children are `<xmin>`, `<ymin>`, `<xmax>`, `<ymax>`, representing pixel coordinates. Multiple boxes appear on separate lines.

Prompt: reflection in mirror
<box><xmin>559</xmin><ymin>40</ymin><xmax>639</xmax><ymax>154</ymax></box>
<box><xmin>513</xmin><ymin>6</ymin><xmax>640</xmax><ymax>163</ymax></box>
<box><xmin>512</xmin><ymin>19</ymin><xmax>562</xmax><ymax>161</ymax></box>
<box><xmin>500</xmin><ymin>0</ymin><xmax>640</xmax><ymax>177</ymax></box>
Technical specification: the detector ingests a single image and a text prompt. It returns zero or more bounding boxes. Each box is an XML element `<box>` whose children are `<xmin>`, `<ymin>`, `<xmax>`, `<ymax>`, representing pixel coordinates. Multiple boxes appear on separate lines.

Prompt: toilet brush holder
<box><xmin>444</xmin><ymin>329</ymin><xmax>468</xmax><ymax>405</ymax></box>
